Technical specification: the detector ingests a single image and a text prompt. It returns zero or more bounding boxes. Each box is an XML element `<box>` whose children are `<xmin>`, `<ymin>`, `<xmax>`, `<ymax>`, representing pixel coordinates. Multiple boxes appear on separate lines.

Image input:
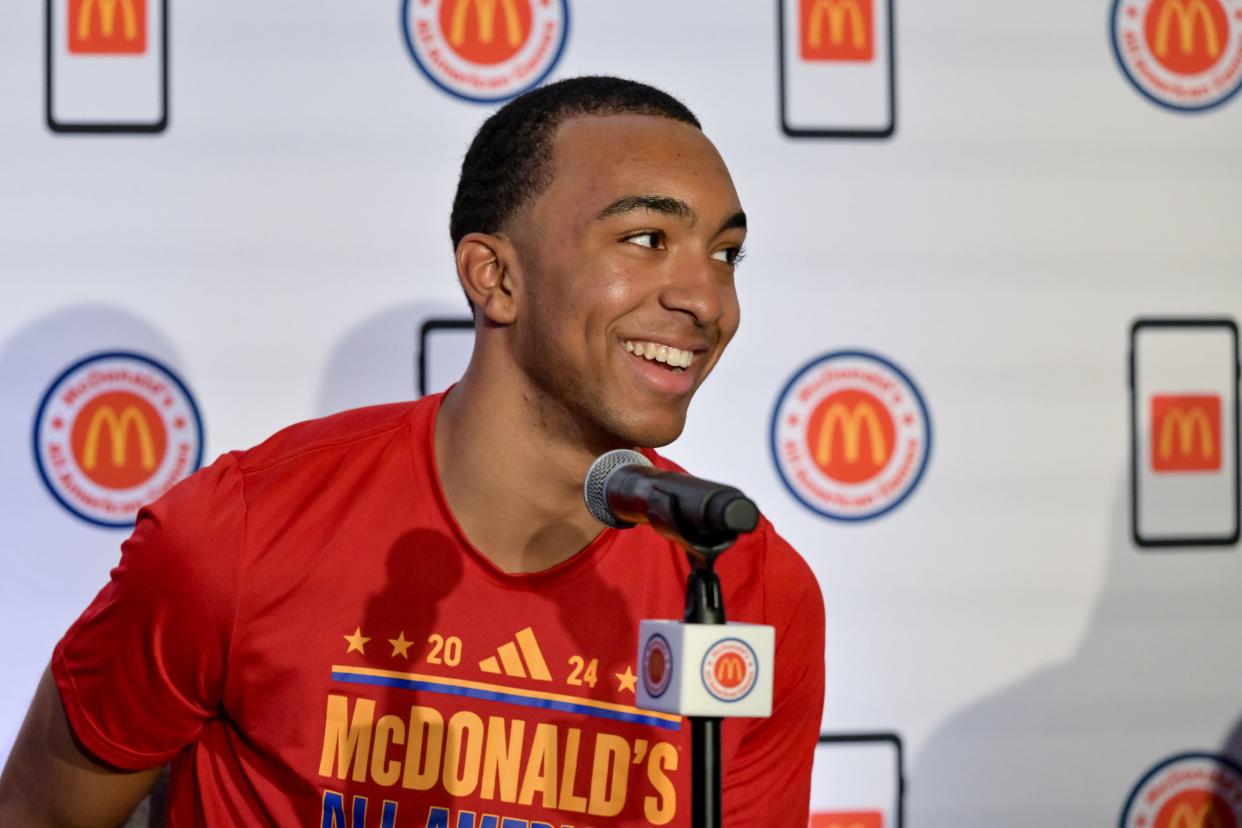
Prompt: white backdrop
<box><xmin>3</xmin><ymin>1</ymin><xmax>1242</xmax><ymax>824</ymax></box>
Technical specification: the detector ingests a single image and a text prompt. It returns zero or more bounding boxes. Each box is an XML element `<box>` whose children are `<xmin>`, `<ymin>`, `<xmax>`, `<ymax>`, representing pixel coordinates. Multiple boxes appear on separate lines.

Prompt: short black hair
<box><xmin>449</xmin><ymin>76</ymin><xmax>701</xmax><ymax>250</ymax></box>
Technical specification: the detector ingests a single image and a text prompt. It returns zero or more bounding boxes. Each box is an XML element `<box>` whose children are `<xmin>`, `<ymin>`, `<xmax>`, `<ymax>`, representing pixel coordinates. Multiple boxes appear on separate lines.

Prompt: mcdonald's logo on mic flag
<box><xmin>772</xmin><ymin>351</ymin><xmax>930</xmax><ymax>522</ymax></box>
<box><xmin>33</xmin><ymin>352</ymin><xmax>203</xmax><ymax>528</ymax></box>
<box><xmin>1151</xmin><ymin>394</ymin><xmax>1222</xmax><ymax>472</ymax></box>
<box><xmin>401</xmin><ymin>0</ymin><xmax>568</xmax><ymax>103</ymax></box>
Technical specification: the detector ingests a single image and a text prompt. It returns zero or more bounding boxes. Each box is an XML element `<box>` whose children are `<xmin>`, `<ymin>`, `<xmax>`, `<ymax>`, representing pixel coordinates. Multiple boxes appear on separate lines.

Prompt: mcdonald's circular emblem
<box><xmin>1121</xmin><ymin>753</ymin><xmax>1242</xmax><ymax>827</ymax></box>
<box><xmin>1111</xmin><ymin>0</ymin><xmax>1242</xmax><ymax>112</ymax></box>
<box><xmin>642</xmin><ymin>634</ymin><xmax>673</xmax><ymax>698</ymax></box>
<box><xmin>401</xmin><ymin>0</ymin><xmax>569</xmax><ymax>103</ymax></box>
<box><xmin>771</xmin><ymin>351</ymin><xmax>931</xmax><ymax>522</ymax></box>
<box><xmin>33</xmin><ymin>353</ymin><xmax>204</xmax><ymax>528</ymax></box>
<box><xmin>701</xmin><ymin>638</ymin><xmax>757</xmax><ymax>702</ymax></box>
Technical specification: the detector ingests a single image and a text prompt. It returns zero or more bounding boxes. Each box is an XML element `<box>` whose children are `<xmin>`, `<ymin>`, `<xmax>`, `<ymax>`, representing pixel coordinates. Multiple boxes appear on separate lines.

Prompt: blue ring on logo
<box><xmin>769</xmin><ymin>349</ymin><xmax>933</xmax><ymax>523</ymax></box>
<box><xmin>643</xmin><ymin>633</ymin><xmax>672</xmax><ymax>698</ymax></box>
<box><xmin>1118</xmin><ymin>751</ymin><xmax>1242</xmax><ymax>826</ymax></box>
<box><xmin>400</xmin><ymin>0</ymin><xmax>571</xmax><ymax>104</ymax></box>
<box><xmin>31</xmin><ymin>351</ymin><xmax>205</xmax><ymax>529</ymax></box>
<box><xmin>1109</xmin><ymin>0</ymin><xmax>1242</xmax><ymax>113</ymax></box>
<box><xmin>700</xmin><ymin>637</ymin><xmax>758</xmax><ymax>703</ymax></box>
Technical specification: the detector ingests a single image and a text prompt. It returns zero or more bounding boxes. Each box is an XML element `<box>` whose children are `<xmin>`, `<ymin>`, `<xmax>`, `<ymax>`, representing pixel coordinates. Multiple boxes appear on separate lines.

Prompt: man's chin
<box><xmin>610</xmin><ymin>412</ymin><xmax>687</xmax><ymax>451</ymax></box>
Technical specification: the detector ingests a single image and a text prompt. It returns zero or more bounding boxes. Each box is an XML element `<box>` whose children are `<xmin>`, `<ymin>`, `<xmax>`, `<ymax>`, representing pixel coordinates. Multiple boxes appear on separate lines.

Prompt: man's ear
<box><xmin>455</xmin><ymin>232</ymin><xmax>520</xmax><ymax>325</ymax></box>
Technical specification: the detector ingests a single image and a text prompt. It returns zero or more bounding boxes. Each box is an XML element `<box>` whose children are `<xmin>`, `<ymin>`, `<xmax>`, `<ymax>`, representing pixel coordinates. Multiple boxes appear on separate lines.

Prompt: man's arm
<box><xmin>0</xmin><ymin>667</ymin><xmax>160</xmax><ymax>828</ymax></box>
<box><xmin>721</xmin><ymin>524</ymin><xmax>827</xmax><ymax>826</ymax></box>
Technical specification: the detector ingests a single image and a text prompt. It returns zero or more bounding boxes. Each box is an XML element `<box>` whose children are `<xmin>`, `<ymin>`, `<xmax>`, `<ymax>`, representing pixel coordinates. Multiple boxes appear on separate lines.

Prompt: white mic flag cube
<box><xmin>636</xmin><ymin>620</ymin><xmax>775</xmax><ymax>718</ymax></box>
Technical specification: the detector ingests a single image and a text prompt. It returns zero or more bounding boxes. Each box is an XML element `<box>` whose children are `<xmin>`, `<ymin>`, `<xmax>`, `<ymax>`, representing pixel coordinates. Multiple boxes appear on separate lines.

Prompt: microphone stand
<box><xmin>607</xmin><ymin>473</ymin><xmax>756</xmax><ymax>828</ymax></box>
<box><xmin>683</xmin><ymin>537</ymin><xmax>735</xmax><ymax>828</ymax></box>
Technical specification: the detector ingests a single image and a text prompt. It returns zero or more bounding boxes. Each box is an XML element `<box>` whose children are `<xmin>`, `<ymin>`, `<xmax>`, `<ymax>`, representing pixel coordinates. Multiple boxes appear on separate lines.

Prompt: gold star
<box><xmin>343</xmin><ymin>627</ymin><xmax>370</xmax><ymax>655</ymax></box>
<box><xmin>389</xmin><ymin>631</ymin><xmax>413</xmax><ymax>659</ymax></box>
<box><xmin>616</xmin><ymin>665</ymin><xmax>637</xmax><ymax>694</ymax></box>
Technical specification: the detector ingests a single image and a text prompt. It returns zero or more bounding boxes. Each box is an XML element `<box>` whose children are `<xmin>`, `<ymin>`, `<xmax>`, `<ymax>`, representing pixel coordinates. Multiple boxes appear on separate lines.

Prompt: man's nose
<box><xmin>658</xmin><ymin>251</ymin><xmax>726</xmax><ymax>326</ymax></box>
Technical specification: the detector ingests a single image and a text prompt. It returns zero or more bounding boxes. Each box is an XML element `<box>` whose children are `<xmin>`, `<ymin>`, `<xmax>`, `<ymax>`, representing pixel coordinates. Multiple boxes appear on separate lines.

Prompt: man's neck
<box><xmin>434</xmin><ymin>363</ymin><xmax>610</xmax><ymax>575</ymax></box>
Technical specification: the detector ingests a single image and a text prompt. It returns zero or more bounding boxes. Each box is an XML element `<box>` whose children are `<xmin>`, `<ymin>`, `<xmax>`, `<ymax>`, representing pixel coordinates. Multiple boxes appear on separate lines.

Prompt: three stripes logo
<box><xmin>478</xmin><ymin>626</ymin><xmax>552</xmax><ymax>681</ymax></box>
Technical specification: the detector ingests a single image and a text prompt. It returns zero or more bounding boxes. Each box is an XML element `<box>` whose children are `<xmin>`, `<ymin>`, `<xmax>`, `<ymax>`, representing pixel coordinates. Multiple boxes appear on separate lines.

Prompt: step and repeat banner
<box><xmin>3</xmin><ymin>0</ymin><xmax>1242</xmax><ymax>825</ymax></box>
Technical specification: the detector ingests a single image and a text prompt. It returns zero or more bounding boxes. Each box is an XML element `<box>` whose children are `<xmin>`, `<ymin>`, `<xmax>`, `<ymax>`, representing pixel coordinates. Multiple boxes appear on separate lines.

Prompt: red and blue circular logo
<box><xmin>33</xmin><ymin>352</ymin><xmax>203</xmax><ymax>528</ymax></box>
<box><xmin>771</xmin><ymin>351</ymin><xmax>931</xmax><ymax>522</ymax></box>
<box><xmin>402</xmin><ymin>0</ymin><xmax>569</xmax><ymax>103</ymax></box>
<box><xmin>1121</xmin><ymin>752</ymin><xmax>1242</xmax><ymax>827</ymax></box>
<box><xmin>701</xmin><ymin>638</ymin><xmax>757</xmax><ymax>703</ymax></box>
<box><xmin>642</xmin><ymin>633</ymin><xmax>673</xmax><ymax>698</ymax></box>
<box><xmin>1111</xmin><ymin>0</ymin><xmax>1242</xmax><ymax>112</ymax></box>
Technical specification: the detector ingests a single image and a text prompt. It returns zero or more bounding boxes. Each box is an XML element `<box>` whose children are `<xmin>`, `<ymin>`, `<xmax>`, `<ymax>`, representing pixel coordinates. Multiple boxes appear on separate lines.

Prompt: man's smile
<box><xmin>622</xmin><ymin>339</ymin><xmax>697</xmax><ymax>370</ymax></box>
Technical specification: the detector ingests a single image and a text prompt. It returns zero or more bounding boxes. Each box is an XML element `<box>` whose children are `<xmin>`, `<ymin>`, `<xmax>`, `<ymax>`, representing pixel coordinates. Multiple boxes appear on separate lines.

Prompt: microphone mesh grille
<box><xmin>584</xmin><ymin>449</ymin><xmax>652</xmax><ymax>528</ymax></box>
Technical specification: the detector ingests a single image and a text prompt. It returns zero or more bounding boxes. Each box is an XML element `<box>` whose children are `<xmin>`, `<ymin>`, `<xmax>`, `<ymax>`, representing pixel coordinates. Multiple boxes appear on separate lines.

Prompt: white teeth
<box><xmin>623</xmin><ymin>340</ymin><xmax>695</xmax><ymax>369</ymax></box>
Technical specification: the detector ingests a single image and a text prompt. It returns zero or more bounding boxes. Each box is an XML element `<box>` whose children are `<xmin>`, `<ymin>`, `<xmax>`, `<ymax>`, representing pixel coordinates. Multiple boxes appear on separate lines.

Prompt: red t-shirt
<box><xmin>53</xmin><ymin>392</ymin><xmax>824</xmax><ymax>827</ymax></box>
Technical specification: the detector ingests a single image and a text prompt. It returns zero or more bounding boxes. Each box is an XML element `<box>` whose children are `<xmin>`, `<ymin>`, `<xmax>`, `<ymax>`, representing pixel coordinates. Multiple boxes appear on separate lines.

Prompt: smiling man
<box><xmin>0</xmin><ymin>77</ymin><xmax>824</xmax><ymax>827</ymax></box>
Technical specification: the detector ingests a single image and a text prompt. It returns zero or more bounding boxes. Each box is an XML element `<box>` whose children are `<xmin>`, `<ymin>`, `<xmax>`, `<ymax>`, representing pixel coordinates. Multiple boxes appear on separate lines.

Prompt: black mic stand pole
<box><xmin>634</xmin><ymin>483</ymin><xmax>756</xmax><ymax>828</ymax></box>
<box><xmin>684</xmin><ymin>540</ymin><xmax>732</xmax><ymax>828</ymax></box>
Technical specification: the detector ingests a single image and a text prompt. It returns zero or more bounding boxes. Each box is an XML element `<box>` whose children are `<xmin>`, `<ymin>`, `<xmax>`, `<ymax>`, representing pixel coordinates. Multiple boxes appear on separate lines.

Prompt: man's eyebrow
<box><xmin>716</xmin><ymin>210</ymin><xmax>747</xmax><ymax>235</ymax></box>
<box><xmin>595</xmin><ymin>195</ymin><xmax>697</xmax><ymax>223</ymax></box>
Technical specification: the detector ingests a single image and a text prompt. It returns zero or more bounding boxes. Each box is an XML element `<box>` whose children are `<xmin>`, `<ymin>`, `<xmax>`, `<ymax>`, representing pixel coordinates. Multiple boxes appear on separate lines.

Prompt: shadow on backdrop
<box><xmin>909</xmin><ymin>478</ymin><xmax>1242</xmax><ymax>826</ymax></box>
<box><xmin>315</xmin><ymin>301</ymin><xmax>465</xmax><ymax>417</ymax></box>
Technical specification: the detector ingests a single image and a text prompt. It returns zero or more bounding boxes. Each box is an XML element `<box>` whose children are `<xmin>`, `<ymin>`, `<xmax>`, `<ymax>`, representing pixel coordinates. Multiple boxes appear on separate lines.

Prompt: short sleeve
<box><xmin>722</xmin><ymin>525</ymin><xmax>826</xmax><ymax>826</ymax></box>
<box><xmin>51</xmin><ymin>453</ymin><xmax>246</xmax><ymax>770</ymax></box>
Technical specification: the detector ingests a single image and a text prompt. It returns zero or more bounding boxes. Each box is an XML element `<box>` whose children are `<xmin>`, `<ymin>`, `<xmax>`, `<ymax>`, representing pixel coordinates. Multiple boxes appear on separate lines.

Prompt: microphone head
<box><xmin>584</xmin><ymin>449</ymin><xmax>652</xmax><ymax>528</ymax></box>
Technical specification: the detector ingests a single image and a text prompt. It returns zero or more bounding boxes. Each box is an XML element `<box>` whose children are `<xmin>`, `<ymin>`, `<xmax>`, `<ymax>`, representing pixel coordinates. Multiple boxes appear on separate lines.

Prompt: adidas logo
<box><xmin>479</xmin><ymin>626</ymin><xmax>552</xmax><ymax>681</ymax></box>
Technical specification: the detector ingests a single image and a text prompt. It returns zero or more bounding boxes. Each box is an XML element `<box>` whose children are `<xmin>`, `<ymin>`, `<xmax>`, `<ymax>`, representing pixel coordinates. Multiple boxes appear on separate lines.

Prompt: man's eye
<box><xmin>624</xmin><ymin>231</ymin><xmax>664</xmax><ymax>250</ymax></box>
<box><xmin>711</xmin><ymin>245</ymin><xmax>746</xmax><ymax>266</ymax></box>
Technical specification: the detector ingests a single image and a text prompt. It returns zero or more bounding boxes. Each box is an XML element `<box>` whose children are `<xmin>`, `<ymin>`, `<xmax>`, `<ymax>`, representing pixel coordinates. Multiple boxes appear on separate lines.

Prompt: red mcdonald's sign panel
<box><xmin>810</xmin><ymin>811</ymin><xmax>884</xmax><ymax>828</ymax></box>
<box><xmin>1150</xmin><ymin>394</ymin><xmax>1222</xmax><ymax>473</ymax></box>
<box><xmin>68</xmin><ymin>0</ymin><xmax>147</xmax><ymax>54</ymax></box>
<box><xmin>800</xmin><ymin>0</ymin><xmax>874</xmax><ymax>62</ymax></box>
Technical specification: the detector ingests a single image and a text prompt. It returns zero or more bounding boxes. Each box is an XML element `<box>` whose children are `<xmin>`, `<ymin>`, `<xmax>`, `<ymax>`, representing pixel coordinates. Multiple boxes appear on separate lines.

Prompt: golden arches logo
<box><xmin>77</xmin><ymin>0</ymin><xmax>140</xmax><ymax>42</ymax></box>
<box><xmin>1158</xmin><ymin>406</ymin><xmax>1215</xmax><ymax>461</ymax></box>
<box><xmin>805</xmin><ymin>0</ymin><xmax>868</xmax><ymax>49</ymax></box>
<box><xmin>1151</xmin><ymin>0</ymin><xmax>1221</xmax><ymax>59</ymax></box>
<box><xmin>1150</xmin><ymin>394</ymin><xmax>1221</xmax><ymax>473</ymax></box>
<box><xmin>715</xmin><ymin>653</ymin><xmax>747</xmax><ymax>686</ymax></box>
<box><xmin>1163</xmin><ymin>801</ymin><xmax>1228</xmax><ymax>828</ymax></box>
<box><xmin>815</xmin><ymin>402</ymin><xmax>888</xmax><ymax>466</ymax></box>
<box><xmin>81</xmin><ymin>405</ymin><xmax>156</xmax><ymax>472</ymax></box>
<box><xmin>447</xmin><ymin>0</ymin><xmax>524</xmax><ymax>48</ymax></box>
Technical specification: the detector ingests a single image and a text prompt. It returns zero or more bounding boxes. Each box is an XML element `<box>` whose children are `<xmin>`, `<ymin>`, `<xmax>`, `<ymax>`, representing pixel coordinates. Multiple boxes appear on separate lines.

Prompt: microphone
<box><xmin>583</xmin><ymin>449</ymin><xmax>760</xmax><ymax>547</ymax></box>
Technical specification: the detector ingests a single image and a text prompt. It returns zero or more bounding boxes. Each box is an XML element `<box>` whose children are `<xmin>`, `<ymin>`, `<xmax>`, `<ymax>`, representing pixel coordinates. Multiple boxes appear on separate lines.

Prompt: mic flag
<box><xmin>636</xmin><ymin>619</ymin><xmax>775</xmax><ymax>719</ymax></box>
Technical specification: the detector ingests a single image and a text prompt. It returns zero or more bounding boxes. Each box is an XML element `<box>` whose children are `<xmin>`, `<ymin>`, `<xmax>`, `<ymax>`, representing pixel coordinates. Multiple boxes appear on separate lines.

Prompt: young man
<box><xmin>0</xmin><ymin>76</ymin><xmax>824</xmax><ymax>827</ymax></box>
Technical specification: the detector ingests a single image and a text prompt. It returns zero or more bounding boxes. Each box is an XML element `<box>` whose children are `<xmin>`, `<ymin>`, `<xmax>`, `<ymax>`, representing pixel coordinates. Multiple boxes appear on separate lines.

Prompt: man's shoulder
<box><xmin>231</xmin><ymin>399</ymin><xmax>425</xmax><ymax>476</ymax></box>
